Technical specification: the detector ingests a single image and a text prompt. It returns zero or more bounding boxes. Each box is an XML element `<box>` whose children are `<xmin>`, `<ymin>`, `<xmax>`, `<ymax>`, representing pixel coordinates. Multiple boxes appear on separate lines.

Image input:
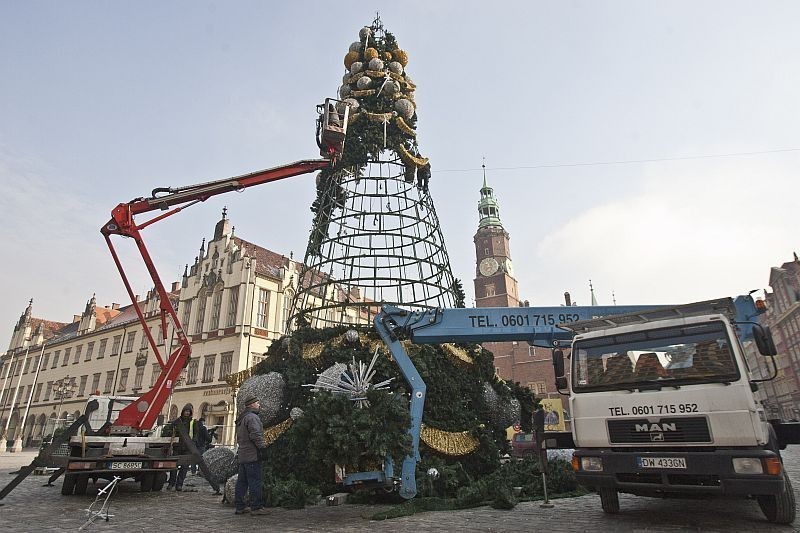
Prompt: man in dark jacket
<box><xmin>235</xmin><ymin>395</ymin><xmax>268</xmax><ymax>515</ymax></box>
<box><xmin>167</xmin><ymin>404</ymin><xmax>199</xmax><ymax>491</ymax></box>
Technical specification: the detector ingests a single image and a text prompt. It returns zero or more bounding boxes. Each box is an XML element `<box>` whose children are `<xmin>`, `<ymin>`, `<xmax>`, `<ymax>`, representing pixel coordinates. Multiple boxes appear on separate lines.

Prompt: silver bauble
<box><xmin>290</xmin><ymin>407</ymin><xmax>304</xmax><ymax>420</ymax></box>
<box><xmin>342</xmin><ymin>72</ymin><xmax>351</xmax><ymax>83</ymax></box>
<box><xmin>356</xmin><ymin>76</ymin><xmax>372</xmax><ymax>90</ymax></box>
<box><xmin>338</xmin><ymin>84</ymin><xmax>352</xmax><ymax>99</ymax></box>
<box><xmin>427</xmin><ymin>467</ymin><xmax>440</xmax><ymax>480</ymax></box>
<box><xmin>224</xmin><ymin>474</ymin><xmax>248</xmax><ymax>506</ymax></box>
<box><xmin>359</xmin><ymin>27</ymin><xmax>372</xmax><ymax>40</ymax></box>
<box><xmin>368</xmin><ymin>58</ymin><xmax>384</xmax><ymax>71</ymax></box>
<box><xmin>404</xmin><ymin>75</ymin><xmax>414</xmax><ymax>87</ymax></box>
<box><xmin>394</xmin><ymin>99</ymin><xmax>415</xmax><ymax>120</ymax></box>
<box><xmin>388</xmin><ymin>61</ymin><xmax>403</xmax><ymax>75</ymax></box>
<box><xmin>383</xmin><ymin>81</ymin><xmax>400</xmax><ymax>97</ymax></box>
<box><xmin>350</xmin><ymin>61</ymin><xmax>364</xmax><ymax>75</ymax></box>
<box><xmin>482</xmin><ymin>383</ymin><xmax>521</xmax><ymax>429</ymax></box>
<box><xmin>345</xmin><ymin>329</ymin><xmax>360</xmax><ymax>343</ymax></box>
<box><xmin>202</xmin><ymin>446</ymin><xmax>238</xmax><ymax>484</ymax></box>
<box><xmin>349</xmin><ymin>41</ymin><xmax>362</xmax><ymax>52</ymax></box>
<box><xmin>342</xmin><ymin>98</ymin><xmax>360</xmax><ymax>111</ymax></box>
<box><xmin>237</xmin><ymin>372</ymin><xmax>285</xmax><ymax>425</ymax></box>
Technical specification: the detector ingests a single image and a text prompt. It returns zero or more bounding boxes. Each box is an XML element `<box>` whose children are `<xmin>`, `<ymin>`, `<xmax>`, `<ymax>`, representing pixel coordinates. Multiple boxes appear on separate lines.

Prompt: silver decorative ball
<box><xmin>356</xmin><ymin>76</ymin><xmax>372</xmax><ymax>90</ymax></box>
<box><xmin>404</xmin><ymin>75</ymin><xmax>414</xmax><ymax>86</ymax></box>
<box><xmin>427</xmin><ymin>467</ymin><xmax>440</xmax><ymax>480</ymax></box>
<box><xmin>345</xmin><ymin>329</ymin><xmax>360</xmax><ymax>343</ymax></box>
<box><xmin>388</xmin><ymin>61</ymin><xmax>403</xmax><ymax>75</ymax></box>
<box><xmin>482</xmin><ymin>383</ymin><xmax>521</xmax><ymax>429</ymax></box>
<box><xmin>224</xmin><ymin>474</ymin><xmax>248</xmax><ymax>506</ymax></box>
<box><xmin>394</xmin><ymin>99</ymin><xmax>414</xmax><ymax>120</ymax></box>
<box><xmin>237</xmin><ymin>372</ymin><xmax>285</xmax><ymax>425</ymax></box>
<box><xmin>342</xmin><ymin>98</ymin><xmax>360</xmax><ymax>112</ymax></box>
<box><xmin>349</xmin><ymin>41</ymin><xmax>362</xmax><ymax>52</ymax></box>
<box><xmin>202</xmin><ymin>446</ymin><xmax>238</xmax><ymax>484</ymax></box>
<box><xmin>350</xmin><ymin>61</ymin><xmax>363</xmax><ymax>75</ymax></box>
<box><xmin>359</xmin><ymin>26</ymin><xmax>372</xmax><ymax>40</ymax></box>
<box><xmin>368</xmin><ymin>58</ymin><xmax>384</xmax><ymax>71</ymax></box>
<box><xmin>342</xmin><ymin>72</ymin><xmax>351</xmax><ymax>83</ymax></box>
<box><xmin>338</xmin><ymin>84</ymin><xmax>352</xmax><ymax>99</ymax></box>
<box><xmin>383</xmin><ymin>81</ymin><xmax>400</xmax><ymax>97</ymax></box>
<box><xmin>289</xmin><ymin>407</ymin><xmax>304</xmax><ymax>420</ymax></box>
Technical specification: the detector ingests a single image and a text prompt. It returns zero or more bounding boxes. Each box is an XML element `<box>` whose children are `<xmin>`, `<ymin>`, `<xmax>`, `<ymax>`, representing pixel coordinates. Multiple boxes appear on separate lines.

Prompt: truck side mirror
<box><xmin>552</xmin><ymin>349</ymin><xmax>565</xmax><ymax>377</ymax></box>
<box><xmin>752</xmin><ymin>324</ymin><xmax>778</xmax><ymax>356</ymax></box>
<box><xmin>555</xmin><ymin>376</ymin><xmax>568</xmax><ymax>390</ymax></box>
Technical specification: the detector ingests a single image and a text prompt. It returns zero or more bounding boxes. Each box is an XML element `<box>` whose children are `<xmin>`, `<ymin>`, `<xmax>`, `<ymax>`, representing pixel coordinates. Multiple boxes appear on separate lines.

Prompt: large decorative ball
<box><xmin>482</xmin><ymin>383</ymin><xmax>521</xmax><ymax>429</ymax></box>
<box><xmin>350</xmin><ymin>61</ymin><xmax>364</xmax><ymax>75</ymax></box>
<box><xmin>368</xmin><ymin>58</ymin><xmax>384</xmax><ymax>71</ymax></box>
<box><xmin>364</xmin><ymin>47</ymin><xmax>379</xmax><ymax>61</ymax></box>
<box><xmin>342</xmin><ymin>72</ymin><xmax>351</xmax><ymax>83</ymax></box>
<box><xmin>383</xmin><ymin>81</ymin><xmax>400</xmax><ymax>97</ymax></box>
<box><xmin>202</xmin><ymin>446</ymin><xmax>238</xmax><ymax>484</ymax></box>
<box><xmin>344</xmin><ymin>51</ymin><xmax>359</xmax><ymax>69</ymax></box>
<box><xmin>224</xmin><ymin>474</ymin><xmax>247</xmax><ymax>506</ymax></box>
<box><xmin>349</xmin><ymin>41</ymin><xmax>362</xmax><ymax>52</ymax></box>
<box><xmin>356</xmin><ymin>76</ymin><xmax>372</xmax><ymax>90</ymax></box>
<box><xmin>342</xmin><ymin>98</ymin><xmax>360</xmax><ymax>112</ymax></box>
<box><xmin>427</xmin><ymin>467</ymin><xmax>440</xmax><ymax>480</ymax></box>
<box><xmin>359</xmin><ymin>26</ymin><xmax>372</xmax><ymax>40</ymax></box>
<box><xmin>393</xmin><ymin>49</ymin><xmax>409</xmax><ymax>66</ymax></box>
<box><xmin>290</xmin><ymin>407</ymin><xmax>304</xmax><ymax>420</ymax></box>
<box><xmin>345</xmin><ymin>329</ymin><xmax>360</xmax><ymax>343</ymax></box>
<box><xmin>237</xmin><ymin>372</ymin><xmax>285</xmax><ymax>425</ymax></box>
<box><xmin>404</xmin><ymin>75</ymin><xmax>414</xmax><ymax>87</ymax></box>
<box><xmin>394</xmin><ymin>99</ymin><xmax>415</xmax><ymax>120</ymax></box>
<box><xmin>388</xmin><ymin>61</ymin><xmax>403</xmax><ymax>75</ymax></box>
<box><xmin>383</xmin><ymin>51</ymin><xmax>393</xmax><ymax>61</ymax></box>
<box><xmin>338</xmin><ymin>84</ymin><xmax>352</xmax><ymax>99</ymax></box>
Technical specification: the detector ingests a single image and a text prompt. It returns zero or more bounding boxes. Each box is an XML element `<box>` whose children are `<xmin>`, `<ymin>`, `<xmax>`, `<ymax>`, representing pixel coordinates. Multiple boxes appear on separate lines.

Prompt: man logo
<box><xmin>651</xmin><ymin>433</ymin><xmax>665</xmax><ymax>442</ymax></box>
<box><xmin>634</xmin><ymin>422</ymin><xmax>677</xmax><ymax>432</ymax></box>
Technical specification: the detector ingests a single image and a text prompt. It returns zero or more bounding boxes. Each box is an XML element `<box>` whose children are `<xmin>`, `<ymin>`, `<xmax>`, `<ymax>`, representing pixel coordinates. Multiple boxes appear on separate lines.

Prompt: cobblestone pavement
<box><xmin>1</xmin><ymin>447</ymin><xmax>799</xmax><ymax>532</ymax></box>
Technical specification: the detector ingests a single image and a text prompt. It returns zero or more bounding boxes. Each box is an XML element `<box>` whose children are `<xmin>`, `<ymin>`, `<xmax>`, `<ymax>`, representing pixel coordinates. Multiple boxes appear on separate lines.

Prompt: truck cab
<box><xmin>565</xmin><ymin>304</ymin><xmax>795</xmax><ymax>523</ymax></box>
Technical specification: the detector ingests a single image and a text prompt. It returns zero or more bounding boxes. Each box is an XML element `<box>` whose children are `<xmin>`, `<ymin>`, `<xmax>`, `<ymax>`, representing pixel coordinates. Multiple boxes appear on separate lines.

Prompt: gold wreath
<box><xmin>420</xmin><ymin>424</ymin><xmax>480</xmax><ymax>456</ymax></box>
<box><xmin>397</xmin><ymin>145</ymin><xmax>429</xmax><ymax>168</ymax></box>
<box><xmin>394</xmin><ymin>116</ymin><xmax>416</xmax><ymax>137</ymax></box>
<box><xmin>441</xmin><ymin>343</ymin><xmax>473</xmax><ymax>365</ymax></box>
<box><xmin>263</xmin><ymin>418</ymin><xmax>293</xmax><ymax>446</ymax></box>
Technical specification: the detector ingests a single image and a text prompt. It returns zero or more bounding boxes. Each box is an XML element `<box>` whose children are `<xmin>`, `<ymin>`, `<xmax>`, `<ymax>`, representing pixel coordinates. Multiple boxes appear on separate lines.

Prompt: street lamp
<box><xmin>51</xmin><ymin>376</ymin><xmax>76</xmax><ymax>440</ymax></box>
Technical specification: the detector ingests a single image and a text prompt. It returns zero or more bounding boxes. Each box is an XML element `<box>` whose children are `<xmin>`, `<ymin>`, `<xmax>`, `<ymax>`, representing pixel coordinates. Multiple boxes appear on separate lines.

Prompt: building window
<box><xmin>98</xmin><ymin>339</ymin><xmax>107</xmax><ymax>359</ymax></box>
<box><xmin>181</xmin><ymin>299</ymin><xmax>192</xmax><ymax>332</ymax></box>
<box><xmin>150</xmin><ymin>363</ymin><xmax>161</xmax><ymax>387</ymax></box>
<box><xmin>22</xmin><ymin>385</ymin><xmax>31</xmax><ymax>404</ymax></box>
<box><xmin>202</xmin><ymin>355</ymin><xmax>216</xmax><ymax>383</ymax></box>
<box><xmin>251</xmin><ymin>353</ymin><xmax>264</xmax><ymax>367</ymax></box>
<box><xmin>281</xmin><ymin>290</ymin><xmax>293</xmax><ymax>332</ymax></box>
<box><xmin>118</xmin><ymin>369</ymin><xmax>129</xmax><ymax>392</ymax></box>
<box><xmin>125</xmin><ymin>332</ymin><xmax>136</xmax><ymax>353</ymax></box>
<box><xmin>78</xmin><ymin>375</ymin><xmax>88</xmax><ymax>397</ymax></box>
<box><xmin>210</xmin><ymin>289</ymin><xmax>223</xmax><ymax>330</ymax></box>
<box><xmin>33</xmin><ymin>383</ymin><xmax>43</xmax><ymax>402</ymax></box>
<box><xmin>226</xmin><ymin>287</ymin><xmax>239</xmax><ymax>327</ymax></box>
<box><xmin>111</xmin><ymin>335</ymin><xmax>122</xmax><ymax>356</ymax></box>
<box><xmin>257</xmin><ymin>289</ymin><xmax>270</xmax><ymax>329</ymax></box>
<box><xmin>195</xmin><ymin>293</ymin><xmax>207</xmax><ymax>334</ymax></box>
<box><xmin>528</xmin><ymin>381</ymin><xmax>547</xmax><ymax>395</ymax></box>
<box><xmin>44</xmin><ymin>381</ymin><xmax>53</xmax><ymax>401</ymax></box>
<box><xmin>85</xmin><ymin>342</ymin><xmax>94</xmax><ymax>361</ymax></box>
<box><xmin>23</xmin><ymin>357</ymin><xmax>31</xmax><ymax>374</ymax></box>
<box><xmin>219</xmin><ymin>352</ymin><xmax>233</xmax><ymax>381</ymax></box>
<box><xmin>140</xmin><ymin>328</ymin><xmax>150</xmax><ymax>350</ymax></box>
<box><xmin>41</xmin><ymin>353</ymin><xmax>50</xmax><ymax>370</ymax></box>
<box><xmin>186</xmin><ymin>359</ymin><xmax>199</xmax><ymax>384</ymax></box>
<box><xmin>157</xmin><ymin>325</ymin><xmax>164</xmax><ymax>345</ymax></box>
<box><xmin>51</xmin><ymin>351</ymin><xmax>60</xmax><ymax>369</ymax></box>
<box><xmin>485</xmin><ymin>284</ymin><xmax>496</xmax><ymax>297</ymax></box>
<box><xmin>74</xmin><ymin>345</ymin><xmax>82</xmax><ymax>364</ymax></box>
<box><xmin>104</xmin><ymin>371</ymin><xmax>115</xmax><ymax>394</ymax></box>
<box><xmin>62</xmin><ymin>348</ymin><xmax>71</xmax><ymax>366</ymax></box>
<box><xmin>91</xmin><ymin>373</ymin><xmax>101</xmax><ymax>395</ymax></box>
<box><xmin>133</xmin><ymin>365</ymin><xmax>145</xmax><ymax>389</ymax></box>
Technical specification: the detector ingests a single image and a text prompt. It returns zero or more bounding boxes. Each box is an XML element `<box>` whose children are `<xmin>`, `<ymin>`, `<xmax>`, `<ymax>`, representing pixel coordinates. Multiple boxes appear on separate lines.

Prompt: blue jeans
<box><xmin>235</xmin><ymin>461</ymin><xmax>264</xmax><ymax>511</ymax></box>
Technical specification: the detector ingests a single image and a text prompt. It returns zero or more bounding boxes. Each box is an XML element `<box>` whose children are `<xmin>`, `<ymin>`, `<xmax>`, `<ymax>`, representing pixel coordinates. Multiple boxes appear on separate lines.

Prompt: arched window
<box><xmin>282</xmin><ymin>290</ymin><xmax>294</xmax><ymax>332</ymax></box>
<box><xmin>195</xmin><ymin>290</ymin><xmax>208</xmax><ymax>334</ymax></box>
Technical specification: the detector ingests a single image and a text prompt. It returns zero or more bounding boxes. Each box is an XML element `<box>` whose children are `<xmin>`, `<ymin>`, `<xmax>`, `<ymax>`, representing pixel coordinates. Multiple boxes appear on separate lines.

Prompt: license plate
<box><xmin>637</xmin><ymin>457</ymin><xmax>686</xmax><ymax>469</ymax></box>
<box><xmin>111</xmin><ymin>461</ymin><xmax>143</xmax><ymax>470</ymax></box>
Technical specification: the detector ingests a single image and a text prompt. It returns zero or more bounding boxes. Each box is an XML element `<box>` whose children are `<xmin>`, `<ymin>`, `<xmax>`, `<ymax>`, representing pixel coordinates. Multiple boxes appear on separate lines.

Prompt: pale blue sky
<box><xmin>1</xmin><ymin>1</ymin><xmax>798</xmax><ymax>347</ymax></box>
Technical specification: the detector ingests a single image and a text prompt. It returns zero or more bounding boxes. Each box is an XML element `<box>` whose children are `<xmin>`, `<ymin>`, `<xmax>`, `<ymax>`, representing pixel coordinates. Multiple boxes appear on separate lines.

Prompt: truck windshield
<box><xmin>572</xmin><ymin>321</ymin><xmax>740</xmax><ymax>392</ymax></box>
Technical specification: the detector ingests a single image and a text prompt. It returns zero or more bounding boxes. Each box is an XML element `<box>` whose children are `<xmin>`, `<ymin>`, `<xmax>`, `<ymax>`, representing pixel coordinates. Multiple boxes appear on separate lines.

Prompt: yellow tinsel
<box><xmin>302</xmin><ymin>343</ymin><xmax>324</xmax><ymax>360</ymax></box>
<box><xmin>394</xmin><ymin>116</ymin><xmax>416</xmax><ymax>137</ymax></box>
<box><xmin>397</xmin><ymin>145</ymin><xmax>429</xmax><ymax>168</ymax></box>
<box><xmin>441</xmin><ymin>343</ymin><xmax>474</xmax><ymax>365</ymax></box>
<box><xmin>420</xmin><ymin>424</ymin><xmax>480</xmax><ymax>456</ymax></box>
<box><xmin>348</xmin><ymin>111</ymin><xmax>361</xmax><ymax>125</ymax></box>
<box><xmin>224</xmin><ymin>367</ymin><xmax>254</xmax><ymax>389</ymax></box>
<box><xmin>364</xmin><ymin>110</ymin><xmax>394</xmax><ymax>122</ymax></box>
<box><xmin>263</xmin><ymin>418</ymin><xmax>293</xmax><ymax>446</ymax></box>
<box><xmin>364</xmin><ymin>69</ymin><xmax>387</xmax><ymax>78</ymax></box>
<box><xmin>351</xmin><ymin>89</ymin><xmax>376</xmax><ymax>98</ymax></box>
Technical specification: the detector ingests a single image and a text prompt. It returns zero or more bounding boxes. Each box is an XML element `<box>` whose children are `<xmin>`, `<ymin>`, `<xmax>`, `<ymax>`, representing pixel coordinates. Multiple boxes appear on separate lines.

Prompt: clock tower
<box><xmin>473</xmin><ymin>171</ymin><xmax>519</xmax><ymax>308</ymax></box>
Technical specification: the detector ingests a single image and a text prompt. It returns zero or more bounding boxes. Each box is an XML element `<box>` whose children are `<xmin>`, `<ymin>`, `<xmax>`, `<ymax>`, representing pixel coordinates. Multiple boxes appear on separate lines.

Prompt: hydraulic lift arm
<box><xmin>103</xmin><ymin>100</ymin><xmax>349</xmax><ymax>431</ymax></box>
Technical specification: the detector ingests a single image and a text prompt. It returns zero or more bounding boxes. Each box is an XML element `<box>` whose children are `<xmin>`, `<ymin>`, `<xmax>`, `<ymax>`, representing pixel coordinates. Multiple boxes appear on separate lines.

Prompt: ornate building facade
<box><xmin>0</xmin><ymin>211</ymin><xmax>366</xmax><ymax>449</ymax></box>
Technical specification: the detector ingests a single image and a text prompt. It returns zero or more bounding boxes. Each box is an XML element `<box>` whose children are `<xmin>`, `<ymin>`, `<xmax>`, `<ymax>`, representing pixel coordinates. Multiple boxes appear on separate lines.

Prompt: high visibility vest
<box><xmin>189</xmin><ymin>419</ymin><xmax>195</xmax><ymax>439</ymax></box>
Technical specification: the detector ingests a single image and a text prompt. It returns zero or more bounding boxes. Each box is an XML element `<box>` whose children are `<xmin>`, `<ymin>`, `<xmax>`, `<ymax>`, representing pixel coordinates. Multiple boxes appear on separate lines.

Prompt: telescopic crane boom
<box><xmin>101</xmin><ymin>99</ymin><xmax>348</xmax><ymax>431</ymax></box>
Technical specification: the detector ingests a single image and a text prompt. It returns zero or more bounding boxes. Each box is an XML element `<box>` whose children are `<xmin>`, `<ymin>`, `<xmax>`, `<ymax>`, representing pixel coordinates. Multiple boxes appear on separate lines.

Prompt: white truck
<box><xmin>560</xmin><ymin>298</ymin><xmax>796</xmax><ymax>524</ymax></box>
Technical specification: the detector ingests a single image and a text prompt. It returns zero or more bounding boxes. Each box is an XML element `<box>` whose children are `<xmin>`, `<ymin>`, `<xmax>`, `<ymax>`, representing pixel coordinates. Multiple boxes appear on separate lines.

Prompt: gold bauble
<box><xmin>383</xmin><ymin>51</ymin><xmax>393</xmax><ymax>61</ymax></box>
<box><xmin>364</xmin><ymin>47</ymin><xmax>379</xmax><ymax>61</ymax></box>
<box><xmin>393</xmin><ymin>49</ymin><xmax>409</xmax><ymax>66</ymax></box>
<box><xmin>344</xmin><ymin>51</ymin><xmax>360</xmax><ymax>69</ymax></box>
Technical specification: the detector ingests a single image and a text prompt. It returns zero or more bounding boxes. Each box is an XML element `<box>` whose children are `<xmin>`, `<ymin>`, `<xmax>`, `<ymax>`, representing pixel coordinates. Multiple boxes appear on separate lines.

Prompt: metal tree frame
<box><xmin>289</xmin><ymin>157</ymin><xmax>457</xmax><ymax>330</ymax></box>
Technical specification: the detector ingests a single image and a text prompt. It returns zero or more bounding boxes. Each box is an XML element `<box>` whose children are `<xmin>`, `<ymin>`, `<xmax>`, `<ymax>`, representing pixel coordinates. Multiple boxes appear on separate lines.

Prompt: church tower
<box><xmin>473</xmin><ymin>168</ymin><xmax>520</xmax><ymax>308</ymax></box>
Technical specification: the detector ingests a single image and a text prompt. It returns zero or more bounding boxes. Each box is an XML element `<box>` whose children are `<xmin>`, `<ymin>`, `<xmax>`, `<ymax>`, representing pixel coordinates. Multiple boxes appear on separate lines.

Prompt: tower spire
<box><xmin>589</xmin><ymin>279</ymin><xmax>598</xmax><ymax>306</ymax></box>
<box><xmin>477</xmin><ymin>161</ymin><xmax>502</xmax><ymax>229</ymax></box>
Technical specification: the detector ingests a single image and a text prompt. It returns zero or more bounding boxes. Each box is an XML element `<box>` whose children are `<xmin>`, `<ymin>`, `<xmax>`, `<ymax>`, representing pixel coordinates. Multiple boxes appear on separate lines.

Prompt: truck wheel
<box><xmin>758</xmin><ymin>475</ymin><xmax>796</xmax><ymax>524</ymax></box>
<box><xmin>140</xmin><ymin>472</ymin><xmax>155</xmax><ymax>492</ymax></box>
<box><xmin>153</xmin><ymin>472</ymin><xmax>167</xmax><ymax>492</ymax></box>
<box><xmin>61</xmin><ymin>473</ymin><xmax>77</xmax><ymax>495</ymax></box>
<box><xmin>74</xmin><ymin>475</ymin><xmax>89</xmax><ymax>496</ymax></box>
<box><xmin>599</xmin><ymin>487</ymin><xmax>620</xmax><ymax>514</ymax></box>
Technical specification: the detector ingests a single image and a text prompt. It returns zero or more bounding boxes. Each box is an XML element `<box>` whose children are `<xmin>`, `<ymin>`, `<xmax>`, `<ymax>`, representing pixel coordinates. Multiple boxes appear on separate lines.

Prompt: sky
<box><xmin>1</xmin><ymin>1</ymin><xmax>798</xmax><ymax>349</ymax></box>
